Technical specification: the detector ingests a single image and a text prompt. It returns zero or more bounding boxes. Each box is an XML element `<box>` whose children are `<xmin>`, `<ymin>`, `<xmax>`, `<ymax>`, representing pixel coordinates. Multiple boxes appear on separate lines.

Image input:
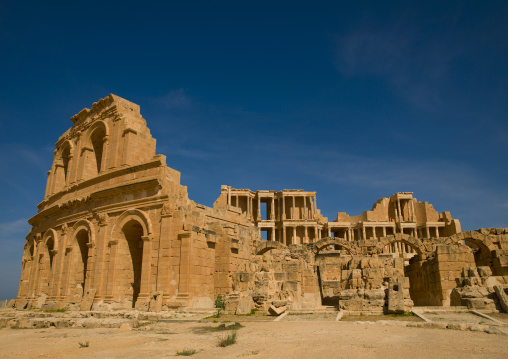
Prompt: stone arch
<box><xmin>66</xmin><ymin>220</ymin><xmax>95</xmax><ymax>301</ymax></box>
<box><xmin>446</xmin><ymin>231</ymin><xmax>496</xmax><ymax>268</ymax></box>
<box><xmin>313</xmin><ymin>237</ymin><xmax>356</xmax><ymax>255</ymax></box>
<box><xmin>255</xmin><ymin>240</ymin><xmax>286</xmax><ymax>255</ymax></box>
<box><xmin>18</xmin><ymin>237</ymin><xmax>36</xmax><ymax>300</ymax></box>
<box><xmin>71</xmin><ymin>219</ymin><xmax>96</xmax><ymax>245</ymax></box>
<box><xmin>111</xmin><ymin>209</ymin><xmax>153</xmax><ymax>237</ymax></box>
<box><xmin>37</xmin><ymin>229</ymin><xmax>59</xmax><ymax>297</ymax></box>
<box><xmin>52</xmin><ymin>140</ymin><xmax>74</xmax><ymax>192</ymax></box>
<box><xmin>79</xmin><ymin>120</ymin><xmax>110</xmax><ymax>180</ymax></box>
<box><xmin>372</xmin><ymin>234</ymin><xmax>426</xmax><ymax>257</ymax></box>
<box><xmin>109</xmin><ymin>209</ymin><xmax>152</xmax><ymax>308</ymax></box>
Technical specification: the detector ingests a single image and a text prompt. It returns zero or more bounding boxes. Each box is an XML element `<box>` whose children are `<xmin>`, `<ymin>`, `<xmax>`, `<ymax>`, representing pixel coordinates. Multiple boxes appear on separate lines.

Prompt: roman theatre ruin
<box><xmin>15</xmin><ymin>94</ymin><xmax>508</xmax><ymax>314</ymax></box>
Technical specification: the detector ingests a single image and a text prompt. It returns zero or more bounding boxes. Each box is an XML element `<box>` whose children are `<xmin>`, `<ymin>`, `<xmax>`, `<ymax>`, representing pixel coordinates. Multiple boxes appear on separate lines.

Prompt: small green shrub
<box><xmin>218</xmin><ymin>331</ymin><xmax>237</xmax><ymax>347</ymax></box>
<box><xmin>213</xmin><ymin>294</ymin><xmax>226</xmax><ymax>318</ymax></box>
<box><xmin>176</xmin><ymin>348</ymin><xmax>197</xmax><ymax>356</ymax></box>
<box><xmin>215</xmin><ymin>295</ymin><xmax>225</xmax><ymax>310</ymax></box>
<box><xmin>237</xmin><ymin>308</ymin><xmax>259</xmax><ymax>316</ymax></box>
<box><xmin>44</xmin><ymin>308</ymin><xmax>68</xmax><ymax>313</ymax></box>
<box><xmin>196</xmin><ymin>322</ymin><xmax>244</xmax><ymax>333</ymax></box>
<box><xmin>388</xmin><ymin>312</ymin><xmax>413</xmax><ymax>317</ymax></box>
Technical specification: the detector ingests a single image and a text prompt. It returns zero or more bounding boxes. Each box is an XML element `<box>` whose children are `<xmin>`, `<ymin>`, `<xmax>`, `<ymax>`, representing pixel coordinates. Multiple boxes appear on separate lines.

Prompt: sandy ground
<box><xmin>1</xmin><ymin>320</ymin><xmax>507</xmax><ymax>359</ymax></box>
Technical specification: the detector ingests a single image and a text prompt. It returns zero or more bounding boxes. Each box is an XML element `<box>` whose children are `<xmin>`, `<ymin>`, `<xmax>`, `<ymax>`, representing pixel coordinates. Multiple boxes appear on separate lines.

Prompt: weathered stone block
<box><xmin>283</xmin><ymin>281</ymin><xmax>298</xmax><ymax>292</ymax></box>
<box><xmin>268</xmin><ymin>305</ymin><xmax>287</xmax><ymax>316</ymax></box>
<box><xmin>80</xmin><ymin>289</ymin><xmax>96</xmax><ymax>311</ymax></box>
<box><xmin>274</xmin><ymin>272</ymin><xmax>288</xmax><ymax>281</ymax></box>
<box><xmin>364</xmin><ymin>289</ymin><xmax>385</xmax><ymax>300</ymax></box>
<box><xmin>477</xmin><ymin>266</ymin><xmax>492</xmax><ymax>278</ymax></box>
<box><xmin>236</xmin><ymin>296</ymin><xmax>254</xmax><ymax>315</ymax></box>
<box><xmin>363</xmin><ymin>267</ymin><xmax>384</xmax><ymax>279</ymax></box>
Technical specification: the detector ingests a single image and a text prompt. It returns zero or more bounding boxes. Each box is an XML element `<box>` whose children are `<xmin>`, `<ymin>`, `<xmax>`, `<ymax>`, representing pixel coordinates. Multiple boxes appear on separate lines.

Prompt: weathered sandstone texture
<box><xmin>15</xmin><ymin>94</ymin><xmax>508</xmax><ymax>313</ymax></box>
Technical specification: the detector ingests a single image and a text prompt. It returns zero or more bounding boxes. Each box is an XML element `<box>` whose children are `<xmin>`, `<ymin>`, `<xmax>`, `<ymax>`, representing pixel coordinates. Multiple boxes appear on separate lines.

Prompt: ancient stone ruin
<box><xmin>15</xmin><ymin>94</ymin><xmax>508</xmax><ymax>314</ymax></box>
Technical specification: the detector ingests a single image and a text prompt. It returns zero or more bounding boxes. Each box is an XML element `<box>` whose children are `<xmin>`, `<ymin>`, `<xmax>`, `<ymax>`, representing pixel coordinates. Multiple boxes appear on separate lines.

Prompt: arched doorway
<box><xmin>37</xmin><ymin>235</ymin><xmax>56</xmax><ymax>297</ymax></box>
<box><xmin>117</xmin><ymin>219</ymin><xmax>144</xmax><ymax>308</ymax></box>
<box><xmin>377</xmin><ymin>236</ymin><xmax>424</xmax><ymax>306</ymax></box>
<box><xmin>463</xmin><ymin>238</ymin><xmax>493</xmax><ymax>269</ymax></box>
<box><xmin>313</xmin><ymin>238</ymin><xmax>356</xmax><ymax>306</ymax></box>
<box><xmin>67</xmin><ymin>229</ymin><xmax>90</xmax><ymax>301</ymax></box>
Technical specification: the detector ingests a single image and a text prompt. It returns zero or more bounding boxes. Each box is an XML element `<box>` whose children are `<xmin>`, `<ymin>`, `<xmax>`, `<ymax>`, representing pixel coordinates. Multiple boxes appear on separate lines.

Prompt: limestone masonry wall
<box><xmin>15</xmin><ymin>95</ymin><xmax>508</xmax><ymax>313</ymax></box>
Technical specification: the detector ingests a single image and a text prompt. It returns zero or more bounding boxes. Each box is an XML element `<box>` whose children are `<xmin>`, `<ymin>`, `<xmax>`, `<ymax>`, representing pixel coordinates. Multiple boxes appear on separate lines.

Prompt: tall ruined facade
<box><xmin>16</xmin><ymin>95</ymin><xmax>508</xmax><ymax>313</ymax></box>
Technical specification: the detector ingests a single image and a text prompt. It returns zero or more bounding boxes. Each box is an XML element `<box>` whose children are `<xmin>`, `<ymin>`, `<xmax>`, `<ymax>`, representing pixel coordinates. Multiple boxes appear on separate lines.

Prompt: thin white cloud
<box><xmin>334</xmin><ymin>19</ymin><xmax>463</xmax><ymax>112</ymax></box>
<box><xmin>0</xmin><ymin>219</ymin><xmax>29</xmax><ymax>241</ymax></box>
<box><xmin>157</xmin><ymin>89</ymin><xmax>193</xmax><ymax>109</ymax></box>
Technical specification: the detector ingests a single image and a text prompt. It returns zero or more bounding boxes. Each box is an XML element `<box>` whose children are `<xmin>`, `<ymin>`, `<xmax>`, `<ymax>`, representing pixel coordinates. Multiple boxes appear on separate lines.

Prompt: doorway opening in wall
<box><xmin>382</xmin><ymin>240</ymin><xmax>419</xmax><ymax>305</ymax></box>
<box><xmin>462</xmin><ymin>238</ymin><xmax>494</xmax><ymax>271</ymax></box>
<box><xmin>121</xmin><ymin>220</ymin><xmax>144</xmax><ymax>308</ymax></box>
<box><xmin>260</xmin><ymin>202</ymin><xmax>268</xmax><ymax>220</ymax></box>
<box><xmin>261</xmin><ymin>229</ymin><xmax>268</xmax><ymax>240</ymax></box>
<box><xmin>74</xmin><ymin>229</ymin><xmax>90</xmax><ymax>291</ymax></box>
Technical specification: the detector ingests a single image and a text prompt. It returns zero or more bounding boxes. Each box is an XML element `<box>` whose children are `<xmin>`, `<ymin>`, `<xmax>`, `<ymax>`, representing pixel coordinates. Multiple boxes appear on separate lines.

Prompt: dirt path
<box><xmin>0</xmin><ymin>320</ymin><xmax>506</xmax><ymax>359</ymax></box>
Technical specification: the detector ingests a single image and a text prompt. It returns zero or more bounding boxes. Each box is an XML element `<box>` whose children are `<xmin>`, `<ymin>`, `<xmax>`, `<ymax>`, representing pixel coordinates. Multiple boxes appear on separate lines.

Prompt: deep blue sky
<box><xmin>1</xmin><ymin>1</ymin><xmax>507</xmax><ymax>299</ymax></box>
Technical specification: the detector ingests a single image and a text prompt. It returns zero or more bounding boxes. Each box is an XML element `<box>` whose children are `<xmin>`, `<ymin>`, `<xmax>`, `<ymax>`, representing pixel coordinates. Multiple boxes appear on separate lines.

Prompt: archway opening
<box><xmin>121</xmin><ymin>220</ymin><xmax>144</xmax><ymax>307</ymax></box>
<box><xmin>38</xmin><ymin>236</ymin><xmax>55</xmax><ymax>296</ymax></box>
<box><xmin>90</xmin><ymin>127</ymin><xmax>106</xmax><ymax>173</ymax></box>
<box><xmin>463</xmin><ymin>238</ymin><xmax>493</xmax><ymax>269</ymax></box>
<box><xmin>46</xmin><ymin>237</ymin><xmax>55</xmax><ymax>270</ymax></box>
<box><xmin>75</xmin><ymin>229</ymin><xmax>90</xmax><ymax>290</ymax></box>
<box><xmin>381</xmin><ymin>240</ymin><xmax>420</xmax><ymax>305</ymax></box>
<box><xmin>314</xmin><ymin>240</ymin><xmax>354</xmax><ymax>306</ymax></box>
<box><xmin>61</xmin><ymin>145</ymin><xmax>71</xmax><ymax>181</ymax></box>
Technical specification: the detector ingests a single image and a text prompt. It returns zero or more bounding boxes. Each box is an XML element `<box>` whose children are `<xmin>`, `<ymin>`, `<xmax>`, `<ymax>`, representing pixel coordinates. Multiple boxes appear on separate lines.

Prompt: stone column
<box><xmin>28</xmin><ymin>235</ymin><xmax>42</xmax><ymax>300</ymax></box>
<box><xmin>158</xmin><ymin>205</ymin><xmax>174</xmax><ymax>302</ymax></box>
<box><xmin>178</xmin><ymin>232</ymin><xmax>192</xmax><ymax>296</ymax></box>
<box><xmin>69</xmin><ymin>135</ymin><xmax>82</xmax><ymax>184</ymax></box>
<box><xmin>137</xmin><ymin>235</ymin><xmax>153</xmax><ymax>305</ymax></box>
<box><xmin>44</xmin><ymin>171</ymin><xmax>52</xmax><ymax>199</ymax></box>
<box><xmin>362</xmin><ymin>227</ymin><xmax>366</xmax><ymax>240</ymax></box>
<box><xmin>104</xmin><ymin>238</ymin><xmax>118</xmax><ymax>302</ymax></box>
<box><xmin>227</xmin><ymin>186</ymin><xmax>231</xmax><ymax>205</ymax></box>
<box><xmin>270</xmin><ymin>197</ymin><xmax>275</xmax><ymax>220</ymax></box>
<box><xmin>425</xmin><ymin>226</ymin><xmax>430</xmax><ymax>238</ymax></box>
<box><xmin>397</xmin><ymin>200</ymin><xmax>402</xmax><ymax>222</ymax></box>
<box><xmin>283</xmin><ymin>226</ymin><xmax>286</xmax><ymax>245</ymax></box>
<box><xmin>92</xmin><ymin>217</ymin><xmax>109</xmax><ymax>301</ymax></box>
<box><xmin>328</xmin><ymin>227</ymin><xmax>331</xmax><ymax>237</ymax></box>
<box><xmin>121</xmin><ymin>128</ymin><xmax>137</xmax><ymax>166</ymax></box>
<box><xmin>435</xmin><ymin>227</ymin><xmax>440</xmax><ymax>238</ymax></box>
<box><xmin>257</xmin><ymin>196</ymin><xmax>261</xmax><ymax>221</ymax></box>
<box><xmin>247</xmin><ymin>195</ymin><xmax>250</xmax><ymax>215</ymax></box>
<box><xmin>382</xmin><ymin>227</ymin><xmax>386</xmax><ymax>237</ymax></box>
<box><xmin>84</xmin><ymin>241</ymin><xmax>95</xmax><ymax>293</ymax></box>
<box><xmin>304</xmin><ymin>226</ymin><xmax>308</xmax><ymax>243</ymax></box>
<box><xmin>99</xmin><ymin>136</ymin><xmax>109</xmax><ymax>173</ymax></box>
<box><xmin>292</xmin><ymin>196</ymin><xmax>295</xmax><ymax>219</ymax></box>
<box><xmin>47</xmin><ymin>247</ymin><xmax>60</xmax><ymax>300</ymax></box>
<box><xmin>271</xmin><ymin>228</ymin><xmax>275</xmax><ymax>241</ymax></box>
<box><xmin>282</xmin><ymin>195</ymin><xmax>286</xmax><ymax>220</ymax></box>
<box><xmin>53</xmin><ymin>226</ymin><xmax>68</xmax><ymax>299</ymax></box>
